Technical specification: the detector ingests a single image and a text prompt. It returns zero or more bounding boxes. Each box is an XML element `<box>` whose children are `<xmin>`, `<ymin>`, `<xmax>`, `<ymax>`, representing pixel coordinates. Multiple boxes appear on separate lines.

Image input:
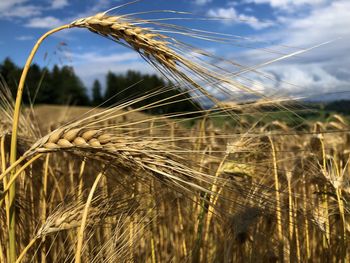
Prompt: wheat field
<box><xmin>1</xmin><ymin>5</ymin><xmax>350</xmax><ymax>263</ymax></box>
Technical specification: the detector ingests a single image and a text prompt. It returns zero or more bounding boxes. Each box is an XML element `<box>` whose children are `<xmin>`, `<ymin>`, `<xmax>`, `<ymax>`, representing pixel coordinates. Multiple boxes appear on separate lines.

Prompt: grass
<box><xmin>1</xmin><ymin>5</ymin><xmax>350</xmax><ymax>263</ymax></box>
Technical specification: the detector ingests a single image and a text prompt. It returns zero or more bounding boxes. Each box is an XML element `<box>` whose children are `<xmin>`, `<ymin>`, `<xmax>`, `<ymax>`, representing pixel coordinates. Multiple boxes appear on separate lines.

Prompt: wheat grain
<box><xmin>22</xmin><ymin>125</ymin><xmax>219</xmax><ymax>198</ymax></box>
<box><xmin>71</xmin><ymin>13</ymin><xmax>177</xmax><ymax>68</ymax></box>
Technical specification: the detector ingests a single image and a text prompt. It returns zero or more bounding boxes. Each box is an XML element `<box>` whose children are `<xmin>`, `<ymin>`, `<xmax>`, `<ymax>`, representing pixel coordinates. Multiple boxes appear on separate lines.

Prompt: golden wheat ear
<box><xmin>67</xmin><ymin>11</ymin><xmax>334</xmax><ymax>117</ymax></box>
<box><xmin>70</xmin><ymin>13</ymin><xmax>216</xmax><ymax>100</ymax></box>
<box><xmin>69</xmin><ymin>12</ymin><xmax>271</xmax><ymax>104</ymax></box>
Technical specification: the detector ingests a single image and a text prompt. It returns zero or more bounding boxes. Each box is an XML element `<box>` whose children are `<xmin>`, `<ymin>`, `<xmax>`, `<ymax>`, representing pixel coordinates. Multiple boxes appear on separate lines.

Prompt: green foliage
<box><xmin>325</xmin><ymin>100</ymin><xmax>350</xmax><ymax>115</ymax></box>
<box><xmin>0</xmin><ymin>58</ymin><xmax>21</xmax><ymax>97</ymax></box>
<box><xmin>0</xmin><ymin>58</ymin><xmax>89</xmax><ymax>106</ymax></box>
<box><xmin>92</xmin><ymin>79</ymin><xmax>103</xmax><ymax>106</ymax></box>
<box><xmin>103</xmin><ymin>70</ymin><xmax>201</xmax><ymax>115</ymax></box>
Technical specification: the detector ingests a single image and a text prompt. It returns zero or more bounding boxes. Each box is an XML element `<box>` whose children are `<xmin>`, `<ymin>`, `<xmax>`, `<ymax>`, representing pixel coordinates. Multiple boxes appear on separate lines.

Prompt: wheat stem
<box><xmin>286</xmin><ymin>171</ymin><xmax>294</xmax><ymax>263</ymax></box>
<box><xmin>0</xmin><ymin>245</ymin><xmax>5</xmax><ymax>263</ymax></box>
<box><xmin>40</xmin><ymin>154</ymin><xmax>50</xmax><ymax>263</ymax></box>
<box><xmin>176</xmin><ymin>198</ymin><xmax>187</xmax><ymax>257</ymax></box>
<box><xmin>268</xmin><ymin>136</ymin><xmax>283</xmax><ymax>261</ymax></box>
<box><xmin>203</xmin><ymin>152</ymin><xmax>229</xmax><ymax>248</ymax></box>
<box><xmin>75</xmin><ymin>171</ymin><xmax>104</xmax><ymax>263</ymax></box>
<box><xmin>9</xmin><ymin>24</ymin><xmax>70</xmax><ymax>262</ymax></box>
<box><xmin>319</xmin><ymin>137</ymin><xmax>330</xmax><ymax>248</ymax></box>
<box><xmin>15</xmin><ymin>238</ymin><xmax>38</xmax><ymax>263</ymax></box>
<box><xmin>1</xmin><ymin>154</ymin><xmax>43</xmax><ymax>198</ymax></box>
<box><xmin>77</xmin><ymin>158</ymin><xmax>86</xmax><ymax>199</ymax></box>
<box><xmin>294</xmin><ymin>197</ymin><xmax>301</xmax><ymax>263</ymax></box>
<box><xmin>0</xmin><ymin>156</ymin><xmax>26</xmax><ymax>188</ymax></box>
<box><xmin>1</xmin><ymin>136</ymin><xmax>10</xmax><ymax>231</ymax></box>
<box><xmin>333</xmin><ymin>160</ymin><xmax>347</xmax><ymax>262</ymax></box>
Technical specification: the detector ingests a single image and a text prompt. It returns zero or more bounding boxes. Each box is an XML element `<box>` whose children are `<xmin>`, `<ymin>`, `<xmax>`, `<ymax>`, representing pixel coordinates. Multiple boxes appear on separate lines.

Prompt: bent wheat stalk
<box><xmin>9</xmin><ymin>25</ymin><xmax>70</xmax><ymax>261</ymax></box>
<box><xmin>75</xmin><ymin>171</ymin><xmax>104</xmax><ymax>263</ymax></box>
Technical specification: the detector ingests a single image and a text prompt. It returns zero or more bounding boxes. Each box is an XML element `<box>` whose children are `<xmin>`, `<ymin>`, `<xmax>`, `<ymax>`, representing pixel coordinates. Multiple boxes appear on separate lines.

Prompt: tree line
<box><xmin>0</xmin><ymin>58</ymin><xmax>200</xmax><ymax>114</ymax></box>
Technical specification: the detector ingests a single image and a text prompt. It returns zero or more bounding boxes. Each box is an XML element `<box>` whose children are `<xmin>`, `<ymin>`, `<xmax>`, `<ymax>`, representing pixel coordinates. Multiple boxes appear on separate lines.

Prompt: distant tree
<box><xmin>48</xmin><ymin>65</ymin><xmax>64</xmax><ymax>104</ymax></box>
<box><xmin>57</xmin><ymin>66</ymin><xmax>90</xmax><ymax>105</ymax></box>
<box><xmin>104</xmin><ymin>70</ymin><xmax>201</xmax><ymax>114</ymax></box>
<box><xmin>25</xmin><ymin>63</ymin><xmax>45</xmax><ymax>104</ymax></box>
<box><xmin>0</xmin><ymin>57</ymin><xmax>21</xmax><ymax>96</ymax></box>
<box><xmin>33</xmin><ymin>66</ymin><xmax>52</xmax><ymax>104</ymax></box>
<box><xmin>104</xmin><ymin>71</ymin><xmax>127</xmax><ymax>105</ymax></box>
<box><xmin>92</xmin><ymin>79</ymin><xmax>103</xmax><ymax>106</ymax></box>
<box><xmin>325</xmin><ymin>100</ymin><xmax>350</xmax><ymax>115</ymax></box>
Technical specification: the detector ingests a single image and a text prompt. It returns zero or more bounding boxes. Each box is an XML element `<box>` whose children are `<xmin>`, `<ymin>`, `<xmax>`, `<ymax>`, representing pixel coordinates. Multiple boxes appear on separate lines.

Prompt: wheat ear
<box><xmin>69</xmin><ymin>13</ymin><xmax>227</xmax><ymax>103</ymax></box>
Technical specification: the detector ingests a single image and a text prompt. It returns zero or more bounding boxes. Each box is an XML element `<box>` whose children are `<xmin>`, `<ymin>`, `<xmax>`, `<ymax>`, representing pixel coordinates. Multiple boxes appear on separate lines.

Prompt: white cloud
<box><xmin>15</xmin><ymin>35</ymin><xmax>34</xmax><ymax>41</ymax></box>
<box><xmin>26</xmin><ymin>16</ymin><xmax>63</xmax><ymax>28</ymax></box>
<box><xmin>261</xmin><ymin>64</ymin><xmax>347</xmax><ymax>95</ymax></box>
<box><xmin>50</xmin><ymin>0</ymin><xmax>69</xmax><ymax>9</ymax></box>
<box><xmin>71</xmin><ymin>51</ymin><xmax>140</xmax><ymax>64</ymax></box>
<box><xmin>193</xmin><ymin>0</ymin><xmax>212</xmax><ymax>5</ymax></box>
<box><xmin>0</xmin><ymin>0</ymin><xmax>27</xmax><ymax>11</ymax></box>
<box><xmin>245</xmin><ymin>0</ymin><xmax>329</xmax><ymax>10</ymax></box>
<box><xmin>0</xmin><ymin>0</ymin><xmax>69</xmax><ymax>20</ymax></box>
<box><xmin>207</xmin><ymin>7</ymin><xmax>274</xmax><ymax>29</ymax></box>
<box><xmin>227</xmin><ymin>1</ymin><xmax>239</xmax><ymax>6</ymax></box>
<box><xmin>282</xmin><ymin>1</ymin><xmax>350</xmax><ymax>44</ymax></box>
<box><xmin>69</xmin><ymin>51</ymin><xmax>156</xmax><ymax>88</ymax></box>
<box><xmin>237</xmin><ymin>0</ymin><xmax>350</xmax><ymax>97</ymax></box>
<box><xmin>0</xmin><ymin>0</ymin><xmax>41</xmax><ymax>18</ymax></box>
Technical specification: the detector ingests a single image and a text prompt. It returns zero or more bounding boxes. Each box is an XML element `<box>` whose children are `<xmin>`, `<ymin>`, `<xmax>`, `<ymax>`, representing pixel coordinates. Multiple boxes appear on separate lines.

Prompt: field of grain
<box><xmin>1</xmin><ymin>6</ymin><xmax>349</xmax><ymax>263</ymax></box>
<box><xmin>1</xmin><ymin>101</ymin><xmax>350</xmax><ymax>262</ymax></box>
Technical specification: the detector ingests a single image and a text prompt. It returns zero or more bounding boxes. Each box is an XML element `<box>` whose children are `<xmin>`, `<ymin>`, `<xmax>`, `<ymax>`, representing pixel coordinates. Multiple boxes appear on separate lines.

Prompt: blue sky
<box><xmin>0</xmin><ymin>0</ymin><xmax>349</xmax><ymax>99</ymax></box>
